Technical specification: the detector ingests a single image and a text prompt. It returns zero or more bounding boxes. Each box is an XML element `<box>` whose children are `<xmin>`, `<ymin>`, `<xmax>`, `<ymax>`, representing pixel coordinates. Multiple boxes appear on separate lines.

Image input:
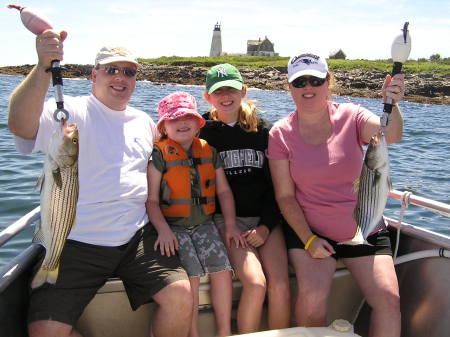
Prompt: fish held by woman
<box><xmin>341</xmin><ymin>131</ymin><xmax>392</xmax><ymax>245</ymax></box>
<box><xmin>31</xmin><ymin>121</ymin><xmax>79</xmax><ymax>289</ymax></box>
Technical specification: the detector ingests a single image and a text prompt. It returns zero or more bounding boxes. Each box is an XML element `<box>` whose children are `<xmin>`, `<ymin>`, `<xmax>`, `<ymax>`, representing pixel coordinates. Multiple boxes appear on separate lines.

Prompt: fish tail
<box><xmin>30</xmin><ymin>266</ymin><xmax>59</xmax><ymax>289</ymax></box>
<box><xmin>338</xmin><ymin>226</ymin><xmax>369</xmax><ymax>246</ymax></box>
<box><xmin>46</xmin><ymin>267</ymin><xmax>59</xmax><ymax>284</ymax></box>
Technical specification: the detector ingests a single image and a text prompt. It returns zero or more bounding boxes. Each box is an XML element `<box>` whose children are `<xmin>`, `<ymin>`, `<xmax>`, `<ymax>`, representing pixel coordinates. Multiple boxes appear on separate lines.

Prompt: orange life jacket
<box><xmin>155</xmin><ymin>138</ymin><xmax>216</xmax><ymax>218</ymax></box>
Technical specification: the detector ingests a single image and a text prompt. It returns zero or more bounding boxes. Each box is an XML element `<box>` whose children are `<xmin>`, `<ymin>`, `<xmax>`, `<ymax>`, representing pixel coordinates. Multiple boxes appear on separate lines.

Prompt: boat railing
<box><xmin>0</xmin><ymin>206</ymin><xmax>40</xmax><ymax>248</ymax></box>
<box><xmin>388</xmin><ymin>190</ymin><xmax>450</xmax><ymax>216</ymax></box>
<box><xmin>1</xmin><ymin>190</ymin><xmax>448</xmax><ymax>251</ymax></box>
<box><xmin>1</xmin><ymin>190</ymin><xmax>449</xmax><ymax>290</ymax></box>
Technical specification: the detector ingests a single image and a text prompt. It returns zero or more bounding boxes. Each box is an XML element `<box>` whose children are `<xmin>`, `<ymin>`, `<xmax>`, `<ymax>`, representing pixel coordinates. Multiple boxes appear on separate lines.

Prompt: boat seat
<box><xmin>95</xmin><ymin>259</ymin><xmax>346</xmax><ymax>298</ymax></box>
<box><xmin>78</xmin><ymin>259</ymin><xmax>354</xmax><ymax>337</ymax></box>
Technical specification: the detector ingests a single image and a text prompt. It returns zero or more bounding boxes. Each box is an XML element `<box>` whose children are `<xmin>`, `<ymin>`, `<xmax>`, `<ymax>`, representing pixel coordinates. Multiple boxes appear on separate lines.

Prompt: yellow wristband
<box><xmin>304</xmin><ymin>234</ymin><xmax>318</xmax><ymax>251</ymax></box>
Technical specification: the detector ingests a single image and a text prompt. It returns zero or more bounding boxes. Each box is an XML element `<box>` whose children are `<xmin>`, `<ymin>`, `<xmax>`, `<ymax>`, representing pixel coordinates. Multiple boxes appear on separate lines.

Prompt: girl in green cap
<box><xmin>200</xmin><ymin>64</ymin><xmax>291</xmax><ymax>333</ymax></box>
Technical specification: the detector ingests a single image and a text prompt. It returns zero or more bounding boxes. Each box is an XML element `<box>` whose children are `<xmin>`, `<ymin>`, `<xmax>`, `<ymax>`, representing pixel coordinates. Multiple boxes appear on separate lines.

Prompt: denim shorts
<box><xmin>171</xmin><ymin>221</ymin><xmax>232</xmax><ymax>277</ymax></box>
<box><xmin>28</xmin><ymin>223</ymin><xmax>188</xmax><ymax>327</ymax></box>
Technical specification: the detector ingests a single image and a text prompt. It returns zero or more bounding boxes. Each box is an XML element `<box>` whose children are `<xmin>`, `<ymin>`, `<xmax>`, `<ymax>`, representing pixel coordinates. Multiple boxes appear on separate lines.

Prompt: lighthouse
<box><xmin>209</xmin><ymin>22</ymin><xmax>222</xmax><ymax>57</ymax></box>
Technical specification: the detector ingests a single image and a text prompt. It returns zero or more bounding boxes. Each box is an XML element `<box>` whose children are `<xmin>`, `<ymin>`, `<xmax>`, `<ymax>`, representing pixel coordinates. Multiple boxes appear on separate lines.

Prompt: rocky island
<box><xmin>1</xmin><ymin>63</ymin><xmax>449</xmax><ymax>105</ymax></box>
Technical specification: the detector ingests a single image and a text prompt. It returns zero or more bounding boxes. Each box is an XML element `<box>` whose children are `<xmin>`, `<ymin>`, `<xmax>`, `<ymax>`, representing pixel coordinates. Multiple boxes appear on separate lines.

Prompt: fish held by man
<box><xmin>340</xmin><ymin>131</ymin><xmax>392</xmax><ymax>245</ymax></box>
<box><xmin>31</xmin><ymin>121</ymin><xmax>79</xmax><ymax>289</ymax></box>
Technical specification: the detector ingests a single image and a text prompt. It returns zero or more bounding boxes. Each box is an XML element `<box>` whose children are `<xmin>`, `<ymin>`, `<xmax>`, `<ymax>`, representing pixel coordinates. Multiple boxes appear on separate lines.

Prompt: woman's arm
<box><xmin>269</xmin><ymin>158</ymin><xmax>335</xmax><ymax>258</ymax></box>
<box><xmin>146</xmin><ymin>162</ymin><xmax>179</xmax><ymax>256</ymax></box>
<box><xmin>361</xmin><ymin>74</ymin><xmax>405</xmax><ymax>144</ymax></box>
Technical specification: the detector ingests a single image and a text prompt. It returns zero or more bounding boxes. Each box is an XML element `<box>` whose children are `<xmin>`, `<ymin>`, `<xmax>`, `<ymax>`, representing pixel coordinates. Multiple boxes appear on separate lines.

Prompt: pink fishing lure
<box><xmin>8</xmin><ymin>4</ymin><xmax>53</xmax><ymax>35</ymax></box>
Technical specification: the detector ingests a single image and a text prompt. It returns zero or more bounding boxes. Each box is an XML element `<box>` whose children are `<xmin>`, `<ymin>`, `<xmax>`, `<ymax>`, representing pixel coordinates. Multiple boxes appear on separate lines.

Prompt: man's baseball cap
<box><xmin>94</xmin><ymin>46</ymin><xmax>139</xmax><ymax>67</ymax></box>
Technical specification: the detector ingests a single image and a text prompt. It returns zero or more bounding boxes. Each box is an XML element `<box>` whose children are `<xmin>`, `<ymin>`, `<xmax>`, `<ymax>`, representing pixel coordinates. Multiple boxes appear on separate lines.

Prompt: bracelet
<box><xmin>304</xmin><ymin>234</ymin><xmax>318</xmax><ymax>251</ymax></box>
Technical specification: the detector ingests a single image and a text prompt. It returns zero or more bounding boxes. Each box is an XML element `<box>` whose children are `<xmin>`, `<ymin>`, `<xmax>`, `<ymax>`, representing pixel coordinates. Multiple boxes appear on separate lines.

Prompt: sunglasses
<box><xmin>291</xmin><ymin>76</ymin><xmax>326</xmax><ymax>88</ymax></box>
<box><xmin>97</xmin><ymin>65</ymin><xmax>137</xmax><ymax>78</ymax></box>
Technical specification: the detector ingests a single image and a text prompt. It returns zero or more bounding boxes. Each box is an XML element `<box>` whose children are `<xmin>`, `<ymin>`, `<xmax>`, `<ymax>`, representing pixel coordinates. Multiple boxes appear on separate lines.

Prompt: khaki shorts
<box><xmin>213</xmin><ymin>214</ymin><xmax>260</xmax><ymax>232</ymax></box>
<box><xmin>171</xmin><ymin>221</ymin><xmax>232</xmax><ymax>277</ymax></box>
<box><xmin>28</xmin><ymin>223</ymin><xmax>188</xmax><ymax>327</ymax></box>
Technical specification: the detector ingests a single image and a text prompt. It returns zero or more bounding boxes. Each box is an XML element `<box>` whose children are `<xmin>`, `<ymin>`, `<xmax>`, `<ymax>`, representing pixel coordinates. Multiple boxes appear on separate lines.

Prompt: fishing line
<box><xmin>393</xmin><ymin>191</ymin><xmax>412</xmax><ymax>259</ymax></box>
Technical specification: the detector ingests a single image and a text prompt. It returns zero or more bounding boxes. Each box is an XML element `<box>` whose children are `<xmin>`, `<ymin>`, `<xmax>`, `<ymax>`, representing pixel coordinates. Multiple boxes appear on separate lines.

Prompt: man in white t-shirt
<box><xmin>8</xmin><ymin>29</ymin><xmax>192</xmax><ymax>337</ymax></box>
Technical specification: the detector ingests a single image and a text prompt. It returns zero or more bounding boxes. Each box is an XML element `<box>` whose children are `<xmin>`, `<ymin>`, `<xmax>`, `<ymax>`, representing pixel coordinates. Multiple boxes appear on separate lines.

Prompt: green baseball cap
<box><xmin>206</xmin><ymin>63</ymin><xmax>243</xmax><ymax>94</ymax></box>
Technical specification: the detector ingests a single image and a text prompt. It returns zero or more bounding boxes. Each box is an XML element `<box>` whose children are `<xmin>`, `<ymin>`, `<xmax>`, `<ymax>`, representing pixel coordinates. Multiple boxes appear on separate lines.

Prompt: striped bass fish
<box><xmin>341</xmin><ymin>131</ymin><xmax>392</xmax><ymax>245</ymax></box>
<box><xmin>31</xmin><ymin>121</ymin><xmax>79</xmax><ymax>289</ymax></box>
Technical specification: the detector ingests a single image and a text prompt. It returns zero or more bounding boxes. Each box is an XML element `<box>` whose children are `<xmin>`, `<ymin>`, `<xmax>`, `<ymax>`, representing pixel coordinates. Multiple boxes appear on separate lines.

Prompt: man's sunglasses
<box><xmin>291</xmin><ymin>76</ymin><xmax>326</xmax><ymax>88</ymax></box>
<box><xmin>97</xmin><ymin>65</ymin><xmax>137</xmax><ymax>78</ymax></box>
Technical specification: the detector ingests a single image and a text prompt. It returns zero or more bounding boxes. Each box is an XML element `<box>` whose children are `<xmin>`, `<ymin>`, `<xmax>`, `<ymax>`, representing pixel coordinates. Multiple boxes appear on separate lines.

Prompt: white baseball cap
<box><xmin>287</xmin><ymin>53</ymin><xmax>328</xmax><ymax>83</ymax></box>
<box><xmin>94</xmin><ymin>46</ymin><xmax>139</xmax><ymax>67</ymax></box>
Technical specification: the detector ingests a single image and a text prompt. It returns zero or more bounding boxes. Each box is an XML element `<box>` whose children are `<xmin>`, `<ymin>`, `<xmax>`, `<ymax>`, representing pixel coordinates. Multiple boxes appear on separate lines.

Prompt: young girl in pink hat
<box><xmin>146</xmin><ymin>91</ymin><xmax>245</xmax><ymax>337</ymax></box>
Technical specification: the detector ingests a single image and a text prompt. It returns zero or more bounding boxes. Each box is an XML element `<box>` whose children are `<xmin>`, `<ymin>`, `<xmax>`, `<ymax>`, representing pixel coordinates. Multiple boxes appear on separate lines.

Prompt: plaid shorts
<box><xmin>171</xmin><ymin>221</ymin><xmax>232</xmax><ymax>277</ymax></box>
<box><xmin>28</xmin><ymin>223</ymin><xmax>187</xmax><ymax>326</ymax></box>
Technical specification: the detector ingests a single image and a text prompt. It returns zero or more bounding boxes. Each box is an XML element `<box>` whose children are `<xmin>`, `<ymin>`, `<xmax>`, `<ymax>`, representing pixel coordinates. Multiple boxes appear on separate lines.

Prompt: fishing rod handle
<box><xmin>382</xmin><ymin>61</ymin><xmax>404</xmax><ymax>116</ymax></box>
<box><xmin>50</xmin><ymin>60</ymin><xmax>64</xmax><ymax>109</ymax></box>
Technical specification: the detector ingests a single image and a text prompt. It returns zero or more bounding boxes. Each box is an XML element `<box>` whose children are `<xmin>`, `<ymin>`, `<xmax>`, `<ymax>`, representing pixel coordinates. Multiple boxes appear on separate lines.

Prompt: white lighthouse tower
<box><xmin>209</xmin><ymin>22</ymin><xmax>222</xmax><ymax>57</ymax></box>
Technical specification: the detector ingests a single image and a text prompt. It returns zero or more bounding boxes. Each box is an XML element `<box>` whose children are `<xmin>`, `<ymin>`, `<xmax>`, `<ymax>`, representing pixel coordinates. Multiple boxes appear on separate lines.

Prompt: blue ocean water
<box><xmin>1</xmin><ymin>74</ymin><xmax>449</xmax><ymax>268</ymax></box>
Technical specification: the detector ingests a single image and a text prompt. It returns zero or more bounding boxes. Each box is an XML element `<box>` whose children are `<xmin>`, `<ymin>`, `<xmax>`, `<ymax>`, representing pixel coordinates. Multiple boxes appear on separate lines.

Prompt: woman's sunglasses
<box><xmin>96</xmin><ymin>65</ymin><xmax>137</xmax><ymax>78</ymax></box>
<box><xmin>291</xmin><ymin>76</ymin><xmax>326</xmax><ymax>88</ymax></box>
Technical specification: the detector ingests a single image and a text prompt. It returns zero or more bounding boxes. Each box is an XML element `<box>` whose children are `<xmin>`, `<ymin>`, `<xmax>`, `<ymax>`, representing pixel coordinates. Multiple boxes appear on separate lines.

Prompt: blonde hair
<box><xmin>209</xmin><ymin>100</ymin><xmax>260</xmax><ymax>132</ymax></box>
<box><xmin>327</xmin><ymin>72</ymin><xmax>336</xmax><ymax>95</ymax></box>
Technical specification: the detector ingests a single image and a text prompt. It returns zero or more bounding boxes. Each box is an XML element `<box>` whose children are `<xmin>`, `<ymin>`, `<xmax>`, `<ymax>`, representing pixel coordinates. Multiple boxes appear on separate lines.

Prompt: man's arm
<box><xmin>8</xmin><ymin>30</ymin><xmax>67</xmax><ymax>139</ymax></box>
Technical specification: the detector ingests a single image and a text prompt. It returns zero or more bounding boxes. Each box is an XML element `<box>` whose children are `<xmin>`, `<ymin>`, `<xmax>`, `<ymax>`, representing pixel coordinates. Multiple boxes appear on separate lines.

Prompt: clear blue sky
<box><xmin>1</xmin><ymin>0</ymin><xmax>449</xmax><ymax>66</ymax></box>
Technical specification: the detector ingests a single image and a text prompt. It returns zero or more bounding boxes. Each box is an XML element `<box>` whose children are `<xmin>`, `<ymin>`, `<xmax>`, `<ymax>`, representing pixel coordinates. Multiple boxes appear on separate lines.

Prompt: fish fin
<box><xmin>352</xmin><ymin>178</ymin><xmax>360</xmax><ymax>194</ymax></box>
<box><xmin>52</xmin><ymin>167</ymin><xmax>62</xmax><ymax>188</ymax></box>
<box><xmin>32</xmin><ymin>225</ymin><xmax>45</xmax><ymax>244</ymax></box>
<box><xmin>372</xmin><ymin>170</ymin><xmax>381</xmax><ymax>187</ymax></box>
<box><xmin>35</xmin><ymin>174</ymin><xmax>44</xmax><ymax>191</ymax></box>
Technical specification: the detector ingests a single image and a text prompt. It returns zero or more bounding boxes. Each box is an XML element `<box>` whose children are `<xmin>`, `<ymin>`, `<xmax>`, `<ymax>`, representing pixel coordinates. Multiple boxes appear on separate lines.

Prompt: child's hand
<box><xmin>154</xmin><ymin>227</ymin><xmax>179</xmax><ymax>256</ymax></box>
<box><xmin>225</xmin><ymin>224</ymin><xmax>247</xmax><ymax>249</ymax></box>
<box><xmin>242</xmin><ymin>226</ymin><xmax>269</xmax><ymax>248</ymax></box>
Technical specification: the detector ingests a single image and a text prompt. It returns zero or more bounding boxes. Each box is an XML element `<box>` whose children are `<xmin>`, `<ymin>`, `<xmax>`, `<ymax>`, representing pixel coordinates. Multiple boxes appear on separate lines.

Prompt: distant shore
<box><xmin>1</xmin><ymin>63</ymin><xmax>449</xmax><ymax>105</ymax></box>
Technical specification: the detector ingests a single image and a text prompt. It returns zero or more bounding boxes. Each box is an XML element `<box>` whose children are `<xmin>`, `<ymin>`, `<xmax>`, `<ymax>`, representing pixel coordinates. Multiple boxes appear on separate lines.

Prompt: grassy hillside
<box><xmin>138</xmin><ymin>56</ymin><xmax>450</xmax><ymax>77</ymax></box>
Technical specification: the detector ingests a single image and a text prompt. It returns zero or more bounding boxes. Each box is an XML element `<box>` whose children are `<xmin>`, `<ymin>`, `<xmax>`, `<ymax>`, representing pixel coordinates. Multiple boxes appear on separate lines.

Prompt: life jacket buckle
<box><xmin>192</xmin><ymin>197</ymin><xmax>207</xmax><ymax>205</ymax></box>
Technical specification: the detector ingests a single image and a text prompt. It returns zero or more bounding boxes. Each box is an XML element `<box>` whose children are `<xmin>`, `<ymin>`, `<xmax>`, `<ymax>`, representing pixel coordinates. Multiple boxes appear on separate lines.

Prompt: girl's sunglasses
<box><xmin>96</xmin><ymin>65</ymin><xmax>137</xmax><ymax>78</ymax></box>
<box><xmin>291</xmin><ymin>76</ymin><xmax>326</xmax><ymax>88</ymax></box>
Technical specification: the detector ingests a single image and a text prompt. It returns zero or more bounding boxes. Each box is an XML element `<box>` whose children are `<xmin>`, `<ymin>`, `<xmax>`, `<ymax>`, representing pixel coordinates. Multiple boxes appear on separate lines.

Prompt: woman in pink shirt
<box><xmin>267</xmin><ymin>53</ymin><xmax>405</xmax><ymax>337</ymax></box>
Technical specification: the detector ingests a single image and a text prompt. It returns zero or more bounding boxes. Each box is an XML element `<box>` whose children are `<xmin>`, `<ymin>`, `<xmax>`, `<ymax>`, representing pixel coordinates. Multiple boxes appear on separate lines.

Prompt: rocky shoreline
<box><xmin>1</xmin><ymin>63</ymin><xmax>449</xmax><ymax>105</ymax></box>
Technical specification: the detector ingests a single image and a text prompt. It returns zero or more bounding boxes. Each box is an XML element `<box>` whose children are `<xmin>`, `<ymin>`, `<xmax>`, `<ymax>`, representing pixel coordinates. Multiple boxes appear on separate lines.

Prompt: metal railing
<box><xmin>1</xmin><ymin>191</ymin><xmax>449</xmax><ymax>250</ymax></box>
<box><xmin>388</xmin><ymin>190</ymin><xmax>450</xmax><ymax>217</ymax></box>
<box><xmin>0</xmin><ymin>206</ymin><xmax>40</xmax><ymax>248</ymax></box>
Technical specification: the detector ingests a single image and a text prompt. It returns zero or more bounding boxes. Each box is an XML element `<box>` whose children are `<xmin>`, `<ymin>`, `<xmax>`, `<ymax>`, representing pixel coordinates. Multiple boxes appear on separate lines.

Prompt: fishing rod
<box><xmin>7</xmin><ymin>4</ymin><xmax>69</xmax><ymax>123</ymax></box>
<box><xmin>381</xmin><ymin>22</ymin><xmax>411</xmax><ymax>127</ymax></box>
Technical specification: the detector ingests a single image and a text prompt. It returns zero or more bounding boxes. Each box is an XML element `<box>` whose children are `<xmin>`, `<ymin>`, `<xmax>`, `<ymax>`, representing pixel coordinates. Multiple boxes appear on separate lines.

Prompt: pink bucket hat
<box><xmin>156</xmin><ymin>92</ymin><xmax>205</xmax><ymax>130</ymax></box>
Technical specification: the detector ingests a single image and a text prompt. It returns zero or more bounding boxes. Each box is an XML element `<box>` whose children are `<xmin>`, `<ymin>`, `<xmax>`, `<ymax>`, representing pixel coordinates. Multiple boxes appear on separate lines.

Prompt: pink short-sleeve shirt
<box><xmin>267</xmin><ymin>101</ymin><xmax>374</xmax><ymax>242</ymax></box>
